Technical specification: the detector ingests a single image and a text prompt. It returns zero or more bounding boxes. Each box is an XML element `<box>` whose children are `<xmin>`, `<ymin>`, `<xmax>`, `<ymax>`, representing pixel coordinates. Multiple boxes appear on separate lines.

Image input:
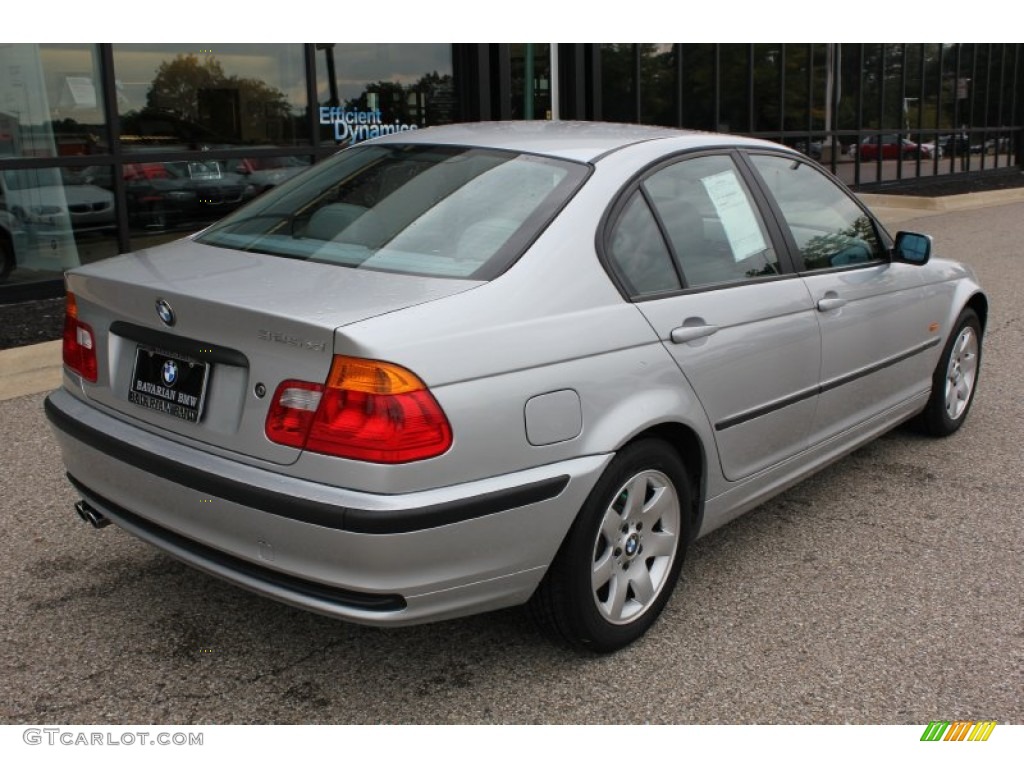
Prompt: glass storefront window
<box><xmin>751</xmin><ymin>45</ymin><xmax>782</xmax><ymax>134</ymax></box>
<box><xmin>680</xmin><ymin>44</ymin><xmax>715</xmax><ymax>131</ymax></box>
<box><xmin>101</xmin><ymin>156</ymin><xmax>294</xmax><ymax>250</ymax></box>
<box><xmin>600</xmin><ymin>44</ymin><xmax>637</xmax><ymax>124</ymax></box>
<box><xmin>782</xmin><ymin>44</ymin><xmax>813</xmax><ymax>133</ymax></box>
<box><xmin>217</xmin><ymin>154</ymin><xmax>312</xmax><ymax>196</ymax></box>
<box><xmin>112</xmin><ymin>44</ymin><xmax>307</xmax><ymax>151</ymax></box>
<box><xmin>0</xmin><ymin>43</ymin><xmax>107</xmax><ymax>158</ymax></box>
<box><xmin>87</xmin><ymin>154</ymin><xmax>313</xmax><ymax>251</ymax></box>
<box><xmin>315</xmin><ymin>44</ymin><xmax>455</xmax><ymax>146</ymax></box>
<box><xmin>601</xmin><ymin>43</ymin><xmax>680</xmax><ymax>125</ymax></box>
<box><xmin>719</xmin><ymin>44</ymin><xmax>752</xmax><ymax>134</ymax></box>
<box><xmin>0</xmin><ymin>165</ymin><xmax>119</xmax><ymax>285</ymax></box>
<box><xmin>509</xmin><ymin>44</ymin><xmax>552</xmax><ymax>120</ymax></box>
<box><xmin>835</xmin><ymin>43</ymin><xmax>861</xmax><ymax>134</ymax></box>
<box><xmin>0</xmin><ymin>41</ymin><xmax>1021</xmax><ymax>303</ymax></box>
<box><xmin>640</xmin><ymin>44</ymin><xmax>675</xmax><ymax>127</ymax></box>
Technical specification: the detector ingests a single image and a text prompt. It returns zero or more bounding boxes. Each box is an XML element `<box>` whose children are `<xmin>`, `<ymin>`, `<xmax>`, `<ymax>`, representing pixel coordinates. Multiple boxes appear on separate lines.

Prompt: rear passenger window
<box><xmin>644</xmin><ymin>155</ymin><xmax>780</xmax><ymax>288</ymax></box>
<box><xmin>607</xmin><ymin>191</ymin><xmax>682</xmax><ymax>296</ymax></box>
<box><xmin>749</xmin><ymin>154</ymin><xmax>886</xmax><ymax>270</ymax></box>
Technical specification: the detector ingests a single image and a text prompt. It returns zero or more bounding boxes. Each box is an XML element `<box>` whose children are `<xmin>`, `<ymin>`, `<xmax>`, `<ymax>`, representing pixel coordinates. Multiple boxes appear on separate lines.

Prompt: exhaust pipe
<box><xmin>75</xmin><ymin>499</ymin><xmax>110</xmax><ymax>529</ymax></box>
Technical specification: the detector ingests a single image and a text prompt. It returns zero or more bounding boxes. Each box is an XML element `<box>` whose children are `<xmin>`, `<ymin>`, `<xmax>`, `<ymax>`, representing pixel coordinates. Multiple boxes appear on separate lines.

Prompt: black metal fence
<box><xmin>572</xmin><ymin>43</ymin><xmax>1022</xmax><ymax>190</ymax></box>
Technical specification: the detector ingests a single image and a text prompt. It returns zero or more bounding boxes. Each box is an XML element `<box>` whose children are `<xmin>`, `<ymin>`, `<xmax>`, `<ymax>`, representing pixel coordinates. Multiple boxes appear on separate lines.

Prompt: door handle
<box><xmin>817</xmin><ymin>296</ymin><xmax>847</xmax><ymax>312</ymax></box>
<box><xmin>670</xmin><ymin>323</ymin><xmax>719</xmax><ymax>344</ymax></box>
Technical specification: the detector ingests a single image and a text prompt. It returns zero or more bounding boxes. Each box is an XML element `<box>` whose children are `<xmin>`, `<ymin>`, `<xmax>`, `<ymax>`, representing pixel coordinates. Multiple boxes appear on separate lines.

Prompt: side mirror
<box><xmin>892</xmin><ymin>231</ymin><xmax>931</xmax><ymax>265</ymax></box>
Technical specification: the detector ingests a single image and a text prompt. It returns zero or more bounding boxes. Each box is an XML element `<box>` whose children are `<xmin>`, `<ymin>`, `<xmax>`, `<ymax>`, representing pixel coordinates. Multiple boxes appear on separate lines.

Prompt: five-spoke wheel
<box><xmin>530</xmin><ymin>439</ymin><xmax>691</xmax><ymax>653</ymax></box>
<box><xmin>917</xmin><ymin>307</ymin><xmax>983</xmax><ymax>436</ymax></box>
<box><xmin>591</xmin><ymin>469</ymin><xmax>681</xmax><ymax>626</ymax></box>
<box><xmin>943</xmin><ymin>323</ymin><xmax>979</xmax><ymax>421</ymax></box>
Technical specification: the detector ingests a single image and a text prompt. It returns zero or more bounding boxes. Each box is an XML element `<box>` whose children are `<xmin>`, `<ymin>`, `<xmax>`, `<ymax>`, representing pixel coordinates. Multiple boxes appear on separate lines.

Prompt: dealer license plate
<box><xmin>128</xmin><ymin>346</ymin><xmax>210</xmax><ymax>423</ymax></box>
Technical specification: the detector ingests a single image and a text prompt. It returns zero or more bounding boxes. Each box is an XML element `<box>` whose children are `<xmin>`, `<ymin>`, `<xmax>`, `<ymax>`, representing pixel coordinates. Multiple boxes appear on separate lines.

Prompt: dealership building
<box><xmin>0</xmin><ymin>43</ymin><xmax>1020</xmax><ymax>303</ymax></box>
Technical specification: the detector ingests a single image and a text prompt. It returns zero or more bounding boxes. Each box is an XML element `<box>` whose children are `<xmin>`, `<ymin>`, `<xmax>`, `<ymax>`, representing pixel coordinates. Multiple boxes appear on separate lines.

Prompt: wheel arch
<box><xmin>964</xmin><ymin>291</ymin><xmax>988</xmax><ymax>334</ymax></box>
<box><xmin>529</xmin><ymin>425</ymin><xmax>705</xmax><ymax>651</ymax></box>
<box><xmin>619</xmin><ymin>421</ymin><xmax>707</xmax><ymax>542</ymax></box>
<box><xmin>540</xmin><ymin>418</ymin><xmax>710</xmax><ymax>584</ymax></box>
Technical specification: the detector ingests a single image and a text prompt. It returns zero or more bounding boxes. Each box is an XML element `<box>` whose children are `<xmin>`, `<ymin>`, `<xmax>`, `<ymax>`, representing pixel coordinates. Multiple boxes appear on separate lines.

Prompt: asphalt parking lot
<box><xmin>1</xmin><ymin>202</ymin><xmax>1021</xmax><ymax>725</ymax></box>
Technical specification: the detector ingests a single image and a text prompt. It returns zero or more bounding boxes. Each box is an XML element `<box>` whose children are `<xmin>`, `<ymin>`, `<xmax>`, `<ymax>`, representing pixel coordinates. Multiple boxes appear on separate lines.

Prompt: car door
<box><xmin>745</xmin><ymin>153</ymin><xmax>939</xmax><ymax>446</ymax></box>
<box><xmin>603</xmin><ymin>152</ymin><xmax>821</xmax><ymax>482</ymax></box>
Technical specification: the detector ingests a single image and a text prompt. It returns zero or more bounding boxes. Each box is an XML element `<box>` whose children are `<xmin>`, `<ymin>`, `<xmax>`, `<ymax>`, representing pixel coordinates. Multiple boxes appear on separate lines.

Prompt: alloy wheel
<box><xmin>591</xmin><ymin>469</ymin><xmax>681</xmax><ymax>625</ymax></box>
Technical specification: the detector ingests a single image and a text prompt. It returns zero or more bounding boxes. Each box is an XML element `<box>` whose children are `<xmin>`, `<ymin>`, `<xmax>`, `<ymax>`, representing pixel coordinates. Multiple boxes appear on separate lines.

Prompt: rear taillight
<box><xmin>265</xmin><ymin>356</ymin><xmax>453</xmax><ymax>463</ymax></box>
<box><xmin>62</xmin><ymin>292</ymin><xmax>97</xmax><ymax>382</ymax></box>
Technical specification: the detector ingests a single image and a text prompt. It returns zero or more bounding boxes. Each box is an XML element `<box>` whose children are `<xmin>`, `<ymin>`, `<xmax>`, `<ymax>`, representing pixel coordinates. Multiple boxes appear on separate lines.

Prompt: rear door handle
<box><xmin>817</xmin><ymin>296</ymin><xmax>847</xmax><ymax>312</ymax></box>
<box><xmin>670</xmin><ymin>323</ymin><xmax>719</xmax><ymax>344</ymax></box>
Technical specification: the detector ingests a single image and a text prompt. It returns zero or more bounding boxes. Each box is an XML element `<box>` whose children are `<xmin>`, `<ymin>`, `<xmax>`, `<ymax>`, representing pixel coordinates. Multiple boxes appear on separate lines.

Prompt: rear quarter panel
<box><xmin>295</xmin><ymin>151</ymin><xmax>723</xmax><ymax>494</ymax></box>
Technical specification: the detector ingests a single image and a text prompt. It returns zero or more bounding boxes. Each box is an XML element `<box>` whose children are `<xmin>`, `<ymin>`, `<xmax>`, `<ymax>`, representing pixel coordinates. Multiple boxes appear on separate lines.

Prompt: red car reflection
<box><xmin>858</xmin><ymin>135</ymin><xmax>931</xmax><ymax>160</ymax></box>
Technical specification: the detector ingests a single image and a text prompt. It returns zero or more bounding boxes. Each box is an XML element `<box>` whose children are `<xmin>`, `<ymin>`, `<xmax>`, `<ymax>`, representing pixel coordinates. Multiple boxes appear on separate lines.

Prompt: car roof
<box><xmin>367</xmin><ymin>120</ymin><xmax>782</xmax><ymax>163</ymax></box>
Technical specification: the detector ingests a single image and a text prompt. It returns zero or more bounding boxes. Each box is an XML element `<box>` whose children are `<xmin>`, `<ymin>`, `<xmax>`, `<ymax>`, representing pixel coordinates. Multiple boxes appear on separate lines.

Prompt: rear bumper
<box><xmin>45</xmin><ymin>388</ymin><xmax>610</xmax><ymax>625</ymax></box>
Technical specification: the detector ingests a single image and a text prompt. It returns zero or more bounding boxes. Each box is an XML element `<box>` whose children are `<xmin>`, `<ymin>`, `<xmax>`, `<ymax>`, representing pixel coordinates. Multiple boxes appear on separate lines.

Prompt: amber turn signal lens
<box><xmin>326</xmin><ymin>355</ymin><xmax>426</xmax><ymax>395</ymax></box>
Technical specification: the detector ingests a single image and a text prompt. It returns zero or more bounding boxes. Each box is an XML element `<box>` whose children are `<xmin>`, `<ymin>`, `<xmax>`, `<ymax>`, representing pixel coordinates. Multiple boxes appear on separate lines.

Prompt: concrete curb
<box><xmin>2</xmin><ymin>185</ymin><xmax>1022</xmax><ymax>402</ymax></box>
<box><xmin>859</xmin><ymin>186</ymin><xmax>1024</xmax><ymax>213</ymax></box>
<box><xmin>0</xmin><ymin>340</ymin><xmax>62</xmax><ymax>401</ymax></box>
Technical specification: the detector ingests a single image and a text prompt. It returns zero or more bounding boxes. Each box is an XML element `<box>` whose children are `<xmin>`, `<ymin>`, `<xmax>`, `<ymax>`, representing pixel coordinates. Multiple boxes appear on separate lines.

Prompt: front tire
<box><xmin>530</xmin><ymin>439</ymin><xmax>691</xmax><ymax>653</ymax></box>
<box><xmin>916</xmin><ymin>308</ymin><xmax>982</xmax><ymax>436</ymax></box>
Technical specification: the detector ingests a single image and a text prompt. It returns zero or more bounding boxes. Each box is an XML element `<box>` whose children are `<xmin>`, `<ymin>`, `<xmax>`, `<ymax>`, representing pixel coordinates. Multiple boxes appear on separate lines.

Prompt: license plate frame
<box><xmin>128</xmin><ymin>345</ymin><xmax>210</xmax><ymax>423</ymax></box>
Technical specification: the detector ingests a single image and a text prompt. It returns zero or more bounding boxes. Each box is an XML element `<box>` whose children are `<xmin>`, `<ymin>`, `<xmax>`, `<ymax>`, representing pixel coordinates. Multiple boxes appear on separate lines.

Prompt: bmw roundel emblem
<box><xmin>161</xmin><ymin>359</ymin><xmax>179</xmax><ymax>387</ymax></box>
<box><xmin>155</xmin><ymin>298</ymin><xmax>176</xmax><ymax>327</ymax></box>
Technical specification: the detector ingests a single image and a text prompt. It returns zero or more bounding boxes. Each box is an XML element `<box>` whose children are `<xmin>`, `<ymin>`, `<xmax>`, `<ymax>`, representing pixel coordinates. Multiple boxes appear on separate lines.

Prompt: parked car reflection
<box><xmin>2</xmin><ymin>168</ymin><xmax>114</xmax><ymax>233</ymax></box>
<box><xmin>790</xmin><ymin>139</ymin><xmax>822</xmax><ymax>160</ymax></box>
<box><xmin>0</xmin><ymin>168</ymin><xmax>115</xmax><ymax>280</ymax></box>
<box><xmin>858</xmin><ymin>135</ymin><xmax>931</xmax><ymax>160</ymax></box>
<box><xmin>221</xmin><ymin>155</ymin><xmax>311</xmax><ymax>194</ymax></box>
<box><xmin>81</xmin><ymin>161</ymin><xmax>258</xmax><ymax>231</ymax></box>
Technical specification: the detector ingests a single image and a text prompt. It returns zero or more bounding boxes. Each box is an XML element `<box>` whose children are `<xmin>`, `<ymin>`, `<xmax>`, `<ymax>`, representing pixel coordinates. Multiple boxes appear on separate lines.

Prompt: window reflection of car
<box><xmin>82</xmin><ymin>161</ymin><xmax>258</xmax><ymax>231</ymax></box>
<box><xmin>0</xmin><ymin>168</ymin><xmax>114</xmax><ymax>281</ymax></box>
<box><xmin>976</xmin><ymin>136</ymin><xmax>1010</xmax><ymax>155</ymax></box>
<box><xmin>223</xmin><ymin>155</ymin><xmax>311</xmax><ymax>194</ymax></box>
<box><xmin>1</xmin><ymin>168</ymin><xmax>114</xmax><ymax>232</ymax></box>
<box><xmin>790</xmin><ymin>139</ymin><xmax>822</xmax><ymax>160</ymax></box>
<box><xmin>858</xmin><ymin>135</ymin><xmax>930</xmax><ymax>160</ymax></box>
<box><xmin>940</xmin><ymin>133</ymin><xmax>969</xmax><ymax>155</ymax></box>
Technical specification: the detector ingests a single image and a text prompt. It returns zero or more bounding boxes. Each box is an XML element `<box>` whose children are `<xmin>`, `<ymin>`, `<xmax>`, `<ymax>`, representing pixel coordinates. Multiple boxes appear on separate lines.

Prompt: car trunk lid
<box><xmin>66</xmin><ymin>237</ymin><xmax>480</xmax><ymax>466</ymax></box>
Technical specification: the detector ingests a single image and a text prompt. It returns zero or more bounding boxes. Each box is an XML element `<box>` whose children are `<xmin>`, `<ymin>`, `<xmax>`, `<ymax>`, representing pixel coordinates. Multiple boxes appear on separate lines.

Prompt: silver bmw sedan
<box><xmin>47</xmin><ymin>122</ymin><xmax>986</xmax><ymax>652</ymax></box>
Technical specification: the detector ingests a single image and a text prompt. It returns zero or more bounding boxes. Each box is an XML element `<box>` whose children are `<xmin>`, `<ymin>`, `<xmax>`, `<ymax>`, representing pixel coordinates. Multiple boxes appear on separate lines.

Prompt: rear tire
<box><xmin>915</xmin><ymin>308</ymin><xmax>982</xmax><ymax>436</ymax></box>
<box><xmin>529</xmin><ymin>438</ymin><xmax>691</xmax><ymax>653</ymax></box>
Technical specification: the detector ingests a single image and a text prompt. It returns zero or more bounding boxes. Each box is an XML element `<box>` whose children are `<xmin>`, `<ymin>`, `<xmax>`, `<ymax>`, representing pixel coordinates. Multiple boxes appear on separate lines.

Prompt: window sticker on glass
<box><xmin>701</xmin><ymin>171</ymin><xmax>767</xmax><ymax>263</ymax></box>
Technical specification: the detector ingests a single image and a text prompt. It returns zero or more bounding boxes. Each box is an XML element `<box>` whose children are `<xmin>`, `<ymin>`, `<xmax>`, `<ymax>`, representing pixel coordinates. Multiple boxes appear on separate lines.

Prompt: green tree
<box><xmin>146</xmin><ymin>54</ymin><xmax>228</xmax><ymax>121</ymax></box>
<box><xmin>146</xmin><ymin>53</ymin><xmax>292</xmax><ymax>131</ymax></box>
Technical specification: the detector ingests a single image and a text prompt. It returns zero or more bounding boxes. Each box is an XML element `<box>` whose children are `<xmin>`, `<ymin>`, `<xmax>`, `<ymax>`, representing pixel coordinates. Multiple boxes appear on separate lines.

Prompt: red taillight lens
<box><xmin>62</xmin><ymin>292</ymin><xmax>98</xmax><ymax>382</ymax></box>
<box><xmin>265</xmin><ymin>356</ymin><xmax>453</xmax><ymax>463</ymax></box>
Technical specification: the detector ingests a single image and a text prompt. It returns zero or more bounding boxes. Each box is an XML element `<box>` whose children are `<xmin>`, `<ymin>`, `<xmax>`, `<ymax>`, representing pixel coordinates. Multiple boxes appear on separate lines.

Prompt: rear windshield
<box><xmin>196</xmin><ymin>144</ymin><xmax>589</xmax><ymax>280</ymax></box>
